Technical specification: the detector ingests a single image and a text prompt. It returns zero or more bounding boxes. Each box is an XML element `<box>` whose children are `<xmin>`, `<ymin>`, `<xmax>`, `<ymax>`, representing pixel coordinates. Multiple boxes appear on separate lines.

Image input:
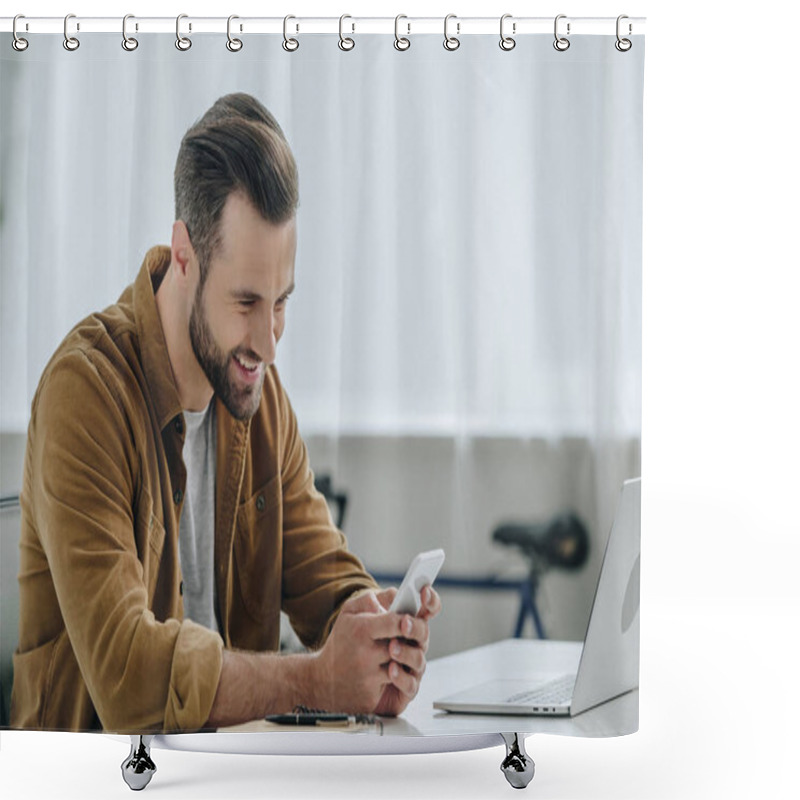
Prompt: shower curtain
<box><xmin>0</xmin><ymin>19</ymin><xmax>644</xmax><ymax>728</ymax></box>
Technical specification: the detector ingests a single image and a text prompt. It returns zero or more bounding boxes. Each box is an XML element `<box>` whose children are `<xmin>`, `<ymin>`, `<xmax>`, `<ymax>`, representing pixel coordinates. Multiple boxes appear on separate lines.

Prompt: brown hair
<box><xmin>174</xmin><ymin>93</ymin><xmax>299</xmax><ymax>282</ymax></box>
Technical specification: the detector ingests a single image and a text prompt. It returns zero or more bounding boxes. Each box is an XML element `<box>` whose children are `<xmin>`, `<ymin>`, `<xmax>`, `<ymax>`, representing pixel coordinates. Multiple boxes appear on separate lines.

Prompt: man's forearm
<box><xmin>204</xmin><ymin>648</ymin><xmax>319</xmax><ymax>729</ymax></box>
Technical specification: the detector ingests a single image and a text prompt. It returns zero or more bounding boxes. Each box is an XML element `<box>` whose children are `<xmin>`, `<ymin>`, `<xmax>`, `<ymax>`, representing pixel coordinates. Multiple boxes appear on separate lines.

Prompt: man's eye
<box><xmin>239</xmin><ymin>300</ymin><xmax>255</xmax><ymax>308</ymax></box>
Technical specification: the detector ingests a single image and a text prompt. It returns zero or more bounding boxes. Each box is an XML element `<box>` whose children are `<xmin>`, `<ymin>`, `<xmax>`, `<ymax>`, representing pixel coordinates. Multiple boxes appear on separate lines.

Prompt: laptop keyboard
<box><xmin>506</xmin><ymin>674</ymin><xmax>576</xmax><ymax>705</ymax></box>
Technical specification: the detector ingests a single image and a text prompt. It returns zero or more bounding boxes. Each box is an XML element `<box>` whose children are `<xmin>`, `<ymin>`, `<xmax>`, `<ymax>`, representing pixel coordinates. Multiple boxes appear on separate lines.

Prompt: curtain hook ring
<box><xmin>553</xmin><ymin>14</ymin><xmax>570</xmax><ymax>51</ymax></box>
<box><xmin>339</xmin><ymin>14</ymin><xmax>355</xmax><ymax>51</ymax></box>
<box><xmin>63</xmin><ymin>13</ymin><xmax>80</xmax><ymax>51</ymax></box>
<box><xmin>443</xmin><ymin>13</ymin><xmax>460</xmax><ymax>51</ymax></box>
<box><xmin>394</xmin><ymin>14</ymin><xmax>410</xmax><ymax>51</ymax></box>
<box><xmin>175</xmin><ymin>14</ymin><xmax>192</xmax><ymax>51</ymax></box>
<box><xmin>12</xmin><ymin>14</ymin><xmax>29</xmax><ymax>52</ymax></box>
<box><xmin>122</xmin><ymin>14</ymin><xmax>139</xmax><ymax>51</ymax></box>
<box><xmin>282</xmin><ymin>15</ymin><xmax>299</xmax><ymax>51</ymax></box>
<box><xmin>499</xmin><ymin>13</ymin><xmax>516</xmax><ymax>51</ymax></box>
<box><xmin>226</xmin><ymin>15</ymin><xmax>243</xmax><ymax>51</ymax></box>
<box><xmin>615</xmin><ymin>15</ymin><xmax>632</xmax><ymax>51</ymax></box>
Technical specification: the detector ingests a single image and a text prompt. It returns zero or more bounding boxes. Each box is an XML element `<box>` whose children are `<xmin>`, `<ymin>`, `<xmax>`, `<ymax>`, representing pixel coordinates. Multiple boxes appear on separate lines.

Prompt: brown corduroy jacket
<box><xmin>11</xmin><ymin>246</ymin><xmax>377</xmax><ymax>733</ymax></box>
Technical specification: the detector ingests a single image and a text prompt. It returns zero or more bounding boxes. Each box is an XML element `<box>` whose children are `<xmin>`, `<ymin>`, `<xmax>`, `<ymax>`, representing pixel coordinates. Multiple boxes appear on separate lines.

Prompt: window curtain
<box><xmin>1</xmin><ymin>30</ymin><xmax>643</xmax><ymax>649</ymax></box>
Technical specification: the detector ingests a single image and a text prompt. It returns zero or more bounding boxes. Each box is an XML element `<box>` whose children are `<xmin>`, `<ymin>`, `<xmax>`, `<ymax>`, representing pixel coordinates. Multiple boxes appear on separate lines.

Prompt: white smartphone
<box><xmin>388</xmin><ymin>549</ymin><xmax>445</xmax><ymax>615</ymax></box>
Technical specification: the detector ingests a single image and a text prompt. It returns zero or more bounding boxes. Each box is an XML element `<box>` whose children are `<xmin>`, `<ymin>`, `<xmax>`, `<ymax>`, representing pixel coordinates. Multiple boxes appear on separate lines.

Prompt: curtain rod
<box><xmin>1</xmin><ymin>16</ymin><xmax>646</xmax><ymax>36</ymax></box>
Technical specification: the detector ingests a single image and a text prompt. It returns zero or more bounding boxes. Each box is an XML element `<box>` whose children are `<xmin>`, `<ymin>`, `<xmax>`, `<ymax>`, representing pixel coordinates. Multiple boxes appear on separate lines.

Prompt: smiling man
<box><xmin>11</xmin><ymin>93</ymin><xmax>440</xmax><ymax>733</ymax></box>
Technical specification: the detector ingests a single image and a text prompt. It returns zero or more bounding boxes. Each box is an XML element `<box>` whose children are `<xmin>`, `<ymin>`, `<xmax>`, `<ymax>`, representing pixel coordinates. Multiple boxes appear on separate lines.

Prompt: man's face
<box><xmin>189</xmin><ymin>193</ymin><xmax>296</xmax><ymax>421</ymax></box>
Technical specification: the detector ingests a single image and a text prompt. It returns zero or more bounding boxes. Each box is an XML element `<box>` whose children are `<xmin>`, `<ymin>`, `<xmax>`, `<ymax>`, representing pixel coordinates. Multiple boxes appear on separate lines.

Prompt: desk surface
<box><xmin>4</xmin><ymin>598</ymin><xmax>793</xmax><ymax>799</ymax></box>
<box><xmin>152</xmin><ymin>638</ymin><xmax>638</xmax><ymax>756</ymax></box>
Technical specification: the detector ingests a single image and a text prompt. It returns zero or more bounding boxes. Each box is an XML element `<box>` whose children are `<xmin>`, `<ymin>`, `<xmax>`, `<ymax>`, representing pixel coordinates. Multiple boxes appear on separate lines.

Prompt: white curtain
<box><xmin>1</xmin><ymin>32</ymin><xmax>642</xmax><ymax>648</ymax></box>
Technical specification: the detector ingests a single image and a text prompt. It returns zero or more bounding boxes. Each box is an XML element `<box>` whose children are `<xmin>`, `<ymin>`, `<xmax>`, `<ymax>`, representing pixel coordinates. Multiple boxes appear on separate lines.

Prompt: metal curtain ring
<box><xmin>394</xmin><ymin>14</ymin><xmax>410</xmax><ymax>51</ymax></box>
<box><xmin>443</xmin><ymin>14</ymin><xmax>460</xmax><ymax>51</ymax></box>
<box><xmin>63</xmin><ymin>13</ymin><xmax>80</xmax><ymax>51</ymax></box>
<box><xmin>175</xmin><ymin>14</ymin><xmax>192</xmax><ymax>51</ymax></box>
<box><xmin>499</xmin><ymin>13</ymin><xmax>515</xmax><ymax>51</ymax></box>
<box><xmin>226</xmin><ymin>15</ymin><xmax>243</xmax><ymax>51</ymax></box>
<box><xmin>615</xmin><ymin>15</ymin><xmax>632</xmax><ymax>51</ymax></box>
<box><xmin>12</xmin><ymin>14</ymin><xmax>29</xmax><ymax>52</ymax></box>
<box><xmin>553</xmin><ymin>14</ymin><xmax>570</xmax><ymax>51</ymax></box>
<box><xmin>122</xmin><ymin>14</ymin><xmax>138</xmax><ymax>51</ymax></box>
<box><xmin>283</xmin><ymin>15</ymin><xmax>299</xmax><ymax>51</ymax></box>
<box><xmin>339</xmin><ymin>14</ymin><xmax>355</xmax><ymax>51</ymax></box>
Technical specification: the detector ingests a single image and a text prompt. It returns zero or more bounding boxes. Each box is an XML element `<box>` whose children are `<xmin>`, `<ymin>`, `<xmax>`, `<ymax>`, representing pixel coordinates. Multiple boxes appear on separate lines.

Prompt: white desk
<box><xmin>4</xmin><ymin>598</ymin><xmax>797</xmax><ymax>798</ymax></box>
<box><xmin>149</xmin><ymin>638</ymin><xmax>637</xmax><ymax>758</ymax></box>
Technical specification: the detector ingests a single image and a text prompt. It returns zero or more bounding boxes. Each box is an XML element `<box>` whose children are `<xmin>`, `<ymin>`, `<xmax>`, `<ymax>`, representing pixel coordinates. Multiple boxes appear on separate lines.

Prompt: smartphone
<box><xmin>388</xmin><ymin>549</ymin><xmax>445</xmax><ymax>615</ymax></box>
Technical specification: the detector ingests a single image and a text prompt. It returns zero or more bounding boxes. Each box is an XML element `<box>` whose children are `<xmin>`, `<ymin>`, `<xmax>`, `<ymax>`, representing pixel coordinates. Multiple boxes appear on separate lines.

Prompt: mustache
<box><xmin>231</xmin><ymin>348</ymin><xmax>263</xmax><ymax>364</ymax></box>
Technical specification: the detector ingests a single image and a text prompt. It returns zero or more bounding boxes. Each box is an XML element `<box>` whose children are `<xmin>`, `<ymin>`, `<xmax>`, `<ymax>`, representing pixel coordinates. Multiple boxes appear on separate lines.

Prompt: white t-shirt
<box><xmin>178</xmin><ymin>401</ymin><xmax>218</xmax><ymax>632</ymax></box>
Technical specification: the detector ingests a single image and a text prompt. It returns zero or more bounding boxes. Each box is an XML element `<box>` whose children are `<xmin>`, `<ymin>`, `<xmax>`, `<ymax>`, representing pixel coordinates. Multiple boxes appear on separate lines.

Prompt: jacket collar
<box><xmin>132</xmin><ymin>246</ymin><xmax>185</xmax><ymax>432</ymax></box>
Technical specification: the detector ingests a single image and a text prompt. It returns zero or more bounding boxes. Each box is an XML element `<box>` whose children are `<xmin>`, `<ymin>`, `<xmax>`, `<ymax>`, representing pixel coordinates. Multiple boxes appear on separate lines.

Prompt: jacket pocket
<box><xmin>10</xmin><ymin>634</ymin><xmax>61</xmax><ymax>729</ymax></box>
<box><xmin>233</xmin><ymin>475</ymin><xmax>282</xmax><ymax>622</ymax></box>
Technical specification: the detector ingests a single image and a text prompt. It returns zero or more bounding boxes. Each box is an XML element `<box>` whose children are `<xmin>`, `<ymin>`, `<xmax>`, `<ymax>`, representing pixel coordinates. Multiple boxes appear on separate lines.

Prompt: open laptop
<box><xmin>434</xmin><ymin>477</ymin><xmax>641</xmax><ymax>717</ymax></box>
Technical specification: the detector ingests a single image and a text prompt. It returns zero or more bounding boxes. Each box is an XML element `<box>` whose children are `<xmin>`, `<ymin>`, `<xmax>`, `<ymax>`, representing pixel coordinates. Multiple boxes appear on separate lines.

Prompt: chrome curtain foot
<box><xmin>500</xmin><ymin>732</ymin><xmax>535</xmax><ymax>789</ymax></box>
<box><xmin>121</xmin><ymin>735</ymin><xmax>157</xmax><ymax>791</ymax></box>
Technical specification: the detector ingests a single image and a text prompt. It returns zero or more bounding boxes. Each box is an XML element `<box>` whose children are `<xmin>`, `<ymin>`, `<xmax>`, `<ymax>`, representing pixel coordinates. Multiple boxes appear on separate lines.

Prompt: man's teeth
<box><xmin>235</xmin><ymin>355</ymin><xmax>259</xmax><ymax>371</ymax></box>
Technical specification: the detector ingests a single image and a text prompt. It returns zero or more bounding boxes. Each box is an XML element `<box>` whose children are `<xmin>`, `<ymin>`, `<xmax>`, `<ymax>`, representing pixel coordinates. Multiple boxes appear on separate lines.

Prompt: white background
<box><xmin>2</xmin><ymin>1</ymin><xmax>798</xmax><ymax>798</ymax></box>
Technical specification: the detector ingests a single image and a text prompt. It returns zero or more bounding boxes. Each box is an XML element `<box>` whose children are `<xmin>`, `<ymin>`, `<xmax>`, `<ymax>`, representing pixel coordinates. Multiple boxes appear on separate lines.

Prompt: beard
<box><xmin>189</xmin><ymin>282</ymin><xmax>264</xmax><ymax>422</ymax></box>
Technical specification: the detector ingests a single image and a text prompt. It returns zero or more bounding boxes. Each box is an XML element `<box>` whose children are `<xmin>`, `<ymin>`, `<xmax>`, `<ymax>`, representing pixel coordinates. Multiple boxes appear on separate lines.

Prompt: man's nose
<box><xmin>256</xmin><ymin>311</ymin><xmax>277</xmax><ymax>365</ymax></box>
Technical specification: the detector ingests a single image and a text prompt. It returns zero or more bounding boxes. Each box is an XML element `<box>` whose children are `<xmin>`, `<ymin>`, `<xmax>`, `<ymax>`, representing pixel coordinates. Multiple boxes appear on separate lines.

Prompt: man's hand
<box><xmin>372</xmin><ymin>585</ymin><xmax>441</xmax><ymax>716</ymax></box>
<box><xmin>311</xmin><ymin>585</ymin><xmax>442</xmax><ymax>717</ymax></box>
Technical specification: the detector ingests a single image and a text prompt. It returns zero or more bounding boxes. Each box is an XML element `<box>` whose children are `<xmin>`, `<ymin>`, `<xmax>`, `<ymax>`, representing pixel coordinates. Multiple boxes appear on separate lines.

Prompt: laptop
<box><xmin>434</xmin><ymin>477</ymin><xmax>641</xmax><ymax>717</ymax></box>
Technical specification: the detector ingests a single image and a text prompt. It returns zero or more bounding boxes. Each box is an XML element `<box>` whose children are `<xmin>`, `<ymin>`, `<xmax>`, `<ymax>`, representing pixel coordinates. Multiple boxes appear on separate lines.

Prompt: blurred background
<box><xmin>0</xmin><ymin>31</ymin><xmax>641</xmax><ymax>711</ymax></box>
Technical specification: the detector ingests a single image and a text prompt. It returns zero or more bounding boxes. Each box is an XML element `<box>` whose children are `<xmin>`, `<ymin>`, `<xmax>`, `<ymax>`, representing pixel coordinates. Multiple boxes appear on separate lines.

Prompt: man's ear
<box><xmin>171</xmin><ymin>220</ymin><xmax>195</xmax><ymax>282</ymax></box>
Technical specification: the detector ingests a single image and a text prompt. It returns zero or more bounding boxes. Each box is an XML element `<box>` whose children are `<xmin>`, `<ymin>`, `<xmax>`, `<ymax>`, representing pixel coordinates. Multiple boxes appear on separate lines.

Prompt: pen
<box><xmin>265</xmin><ymin>712</ymin><xmax>358</xmax><ymax>726</ymax></box>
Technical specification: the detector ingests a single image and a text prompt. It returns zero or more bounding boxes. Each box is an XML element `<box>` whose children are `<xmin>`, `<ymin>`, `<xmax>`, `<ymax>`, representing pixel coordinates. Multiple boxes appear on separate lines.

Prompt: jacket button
<box><xmin>256</xmin><ymin>494</ymin><xmax>266</xmax><ymax>512</ymax></box>
<box><xmin>174</xmin><ymin>489</ymin><xmax>183</xmax><ymax>505</ymax></box>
